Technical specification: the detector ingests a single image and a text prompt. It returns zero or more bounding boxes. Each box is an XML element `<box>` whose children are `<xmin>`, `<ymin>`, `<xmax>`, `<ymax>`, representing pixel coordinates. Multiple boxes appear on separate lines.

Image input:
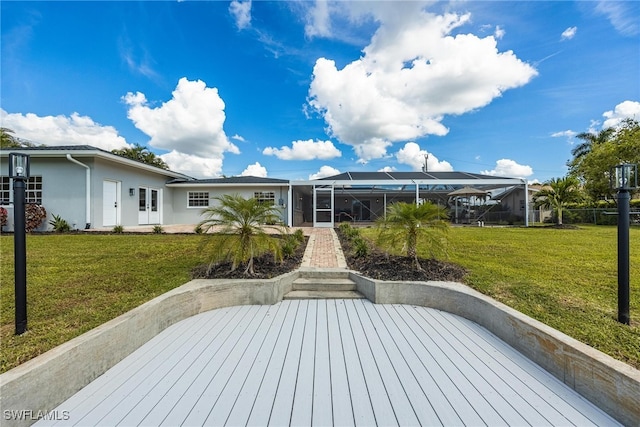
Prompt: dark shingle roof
<box><xmin>169</xmin><ymin>176</ymin><xmax>289</xmax><ymax>185</ymax></box>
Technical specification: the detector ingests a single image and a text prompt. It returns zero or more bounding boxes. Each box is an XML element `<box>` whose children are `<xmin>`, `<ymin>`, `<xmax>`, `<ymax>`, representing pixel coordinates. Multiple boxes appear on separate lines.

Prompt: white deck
<box><xmin>37</xmin><ymin>299</ymin><xmax>619</xmax><ymax>426</ymax></box>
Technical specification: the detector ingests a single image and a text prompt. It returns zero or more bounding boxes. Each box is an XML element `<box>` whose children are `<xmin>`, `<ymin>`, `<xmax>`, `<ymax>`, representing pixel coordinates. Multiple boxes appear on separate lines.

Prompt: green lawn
<box><xmin>1</xmin><ymin>226</ymin><xmax>639</xmax><ymax>374</ymax></box>
<box><xmin>0</xmin><ymin>234</ymin><xmax>207</xmax><ymax>373</ymax></box>
<box><xmin>360</xmin><ymin>225</ymin><xmax>640</xmax><ymax>369</ymax></box>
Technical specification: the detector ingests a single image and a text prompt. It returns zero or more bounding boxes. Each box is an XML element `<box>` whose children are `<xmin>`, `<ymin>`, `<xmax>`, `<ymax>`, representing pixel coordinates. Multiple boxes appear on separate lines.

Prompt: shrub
<box><xmin>112</xmin><ymin>225</ymin><xmax>124</xmax><ymax>233</ymax></box>
<box><xmin>194</xmin><ymin>224</ymin><xmax>204</xmax><ymax>234</ymax></box>
<box><xmin>49</xmin><ymin>214</ymin><xmax>71</xmax><ymax>232</ymax></box>
<box><xmin>293</xmin><ymin>228</ymin><xmax>305</xmax><ymax>243</ymax></box>
<box><xmin>152</xmin><ymin>225</ymin><xmax>164</xmax><ymax>234</ymax></box>
<box><xmin>25</xmin><ymin>204</ymin><xmax>47</xmax><ymax>232</ymax></box>
<box><xmin>352</xmin><ymin>237</ymin><xmax>370</xmax><ymax>258</ymax></box>
<box><xmin>0</xmin><ymin>207</ymin><xmax>7</xmax><ymax>227</ymax></box>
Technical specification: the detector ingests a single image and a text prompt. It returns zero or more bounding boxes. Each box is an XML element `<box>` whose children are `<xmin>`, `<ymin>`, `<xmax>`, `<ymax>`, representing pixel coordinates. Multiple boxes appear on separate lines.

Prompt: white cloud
<box><xmin>160</xmin><ymin>150</ymin><xmax>223</xmax><ymax>178</ymax></box>
<box><xmin>395</xmin><ymin>142</ymin><xmax>453</xmax><ymax>172</ymax></box>
<box><xmin>481</xmin><ymin>159</ymin><xmax>533</xmax><ymax>178</ymax></box>
<box><xmin>594</xmin><ymin>1</ymin><xmax>639</xmax><ymax>36</ymax></box>
<box><xmin>602</xmin><ymin>100</ymin><xmax>640</xmax><ymax>129</ymax></box>
<box><xmin>123</xmin><ymin>78</ymin><xmax>239</xmax><ymax>178</ymax></box>
<box><xmin>0</xmin><ymin>109</ymin><xmax>129</xmax><ymax>151</ymax></box>
<box><xmin>551</xmin><ymin>130</ymin><xmax>577</xmax><ymax>138</ymax></box>
<box><xmin>561</xmin><ymin>26</ymin><xmax>577</xmax><ymax>40</ymax></box>
<box><xmin>309</xmin><ymin>165</ymin><xmax>340</xmax><ymax>180</ymax></box>
<box><xmin>305</xmin><ymin>0</ymin><xmax>331</xmax><ymax>38</ymax></box>
<box><xmin>263</xmin><ymin>139</ymin><xmax>341</xmax><ymax>160</ymax></box>
<box><xmin>307</xmin><ymin>8</ymin><xmax>537</xmax><ymax>163</ymax></box>
<box><xmin>494</xmin><ymin>25</ymin><xmax>505</xmax><ymax>40</ymax></box>
<box><xmin>231</xmin><ymin>134</ymin><xmax>246</xmax><ymax>142</ymax></box>
<box><xmin>240</xmin><ymin>162</ymin><xmax>267</xmax><ymax>177</ymax></box>
<box><xmin>378</xmin><ymin>166</ymin><xmax>396</xmax><ymax>172</ymax></box>
<box><xmin>229</xmin><ymin>0</ymin><xmax>252</xmax><ymax>30</ymax></box>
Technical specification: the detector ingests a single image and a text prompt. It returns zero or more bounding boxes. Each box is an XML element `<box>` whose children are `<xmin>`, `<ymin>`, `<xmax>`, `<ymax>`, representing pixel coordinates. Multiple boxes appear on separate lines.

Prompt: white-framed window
<box><xmin>0</xmin><ymin>176</ymin><xmax>43</xmax><ymax>205</ymax></box>
<box><xmin>188</xmin><ymin>191</ymin><xmax>209</xmax><ymax>207</ymax></box>
<box><xmin>0</xmin><ymin>177</ymin><xmax>10</xmax><ymax>205</ymax></box>
<box><xmin>254</xmin><ymin>191</ymin><xmax>275</xmax><ymax>205</ymax></box>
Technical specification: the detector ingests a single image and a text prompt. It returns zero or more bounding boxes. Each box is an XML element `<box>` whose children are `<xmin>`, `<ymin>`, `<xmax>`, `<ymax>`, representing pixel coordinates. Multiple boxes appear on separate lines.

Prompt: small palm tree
<box><xmin>533</xmin><ymin>176</ymin><xmax>583</xmax><ymax>225</ymax></box>
<box><xmin>376</xmin><ymin>201</ymin><xmax>449</xmax><ymax>271</ymax></box>
<box><xmin>198</xmin><ymin>194</ymin><xmax>283</xmax><ymax>276</ymax></box>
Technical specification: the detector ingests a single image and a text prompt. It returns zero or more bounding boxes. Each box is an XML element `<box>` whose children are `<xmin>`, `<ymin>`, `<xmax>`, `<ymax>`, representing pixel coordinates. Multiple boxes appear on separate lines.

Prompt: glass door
<box><xmin>313</xmin><ymin>186</ymin><xmax>334</xmax><ymax>227</ymax></box>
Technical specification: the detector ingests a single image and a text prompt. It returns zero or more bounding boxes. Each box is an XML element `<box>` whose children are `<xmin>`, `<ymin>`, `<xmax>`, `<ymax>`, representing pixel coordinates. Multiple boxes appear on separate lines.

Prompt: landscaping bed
<box><xmin>336</xmin><ymin>227</ymin><xmax>467</xmax><ymax>282</ymax></box>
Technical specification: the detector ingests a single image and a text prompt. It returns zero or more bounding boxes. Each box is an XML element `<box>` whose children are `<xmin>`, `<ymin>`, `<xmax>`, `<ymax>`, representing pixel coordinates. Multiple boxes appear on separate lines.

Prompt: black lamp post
<box><xmin>610</xmin><ymin>163</ymin><xmax>637</xmax><ymax>325</ymax></box>
<box><xmin>9</xmin><ymin>152</ymin><xmax>30</xmax><ymax>335</ymax></box>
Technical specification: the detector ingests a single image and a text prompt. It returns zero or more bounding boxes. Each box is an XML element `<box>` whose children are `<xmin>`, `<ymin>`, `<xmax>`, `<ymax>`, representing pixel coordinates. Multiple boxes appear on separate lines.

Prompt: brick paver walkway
<box><xmin>301</xmin><ymin>228</ymin><xmax>347</xmax><ymax>268</ymax></box>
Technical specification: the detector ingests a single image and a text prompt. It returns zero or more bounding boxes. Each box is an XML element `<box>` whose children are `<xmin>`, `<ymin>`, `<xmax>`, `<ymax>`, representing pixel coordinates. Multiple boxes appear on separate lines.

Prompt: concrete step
<box><xmin>292</xmin><ymin>278</ymin><xmax>357</xmax><ymax>291</ymax></box>
<box><xmin>297</xmin><ymin>268</ymin><xmax>351</xmax><ymax>279</ymax></box>
<box><xmin>283</xmin><ymin>290</ymin><xmax>365</xmax><ymax>300</ymax></box>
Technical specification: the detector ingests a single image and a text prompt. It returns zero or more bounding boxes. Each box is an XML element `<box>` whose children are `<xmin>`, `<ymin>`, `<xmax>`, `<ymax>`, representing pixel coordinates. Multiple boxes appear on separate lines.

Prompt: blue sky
<box><xmin>1</xmin><ymin>1</ymin><xmax>639</xmax><ymax>182</ymax></box>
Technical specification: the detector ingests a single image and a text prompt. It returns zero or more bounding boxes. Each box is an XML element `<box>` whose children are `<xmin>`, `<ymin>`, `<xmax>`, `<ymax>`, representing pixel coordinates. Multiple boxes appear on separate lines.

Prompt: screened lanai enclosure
<box><xmin>290</xmin><ymin>172</ymin><xmax>528</xmax><ymax>227</ymax></box>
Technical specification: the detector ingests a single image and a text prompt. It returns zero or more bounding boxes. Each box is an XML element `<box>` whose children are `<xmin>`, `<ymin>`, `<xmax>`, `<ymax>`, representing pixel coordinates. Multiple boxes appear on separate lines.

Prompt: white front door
<box><xmin>103</xmin><ymin>180</ymin><xmax>120</xmax><ymax>227</ymax></box>
<box><xmin>138</xmin><ymin>187</ymin><xmax>161</xmax><ymax>225</ymax></box>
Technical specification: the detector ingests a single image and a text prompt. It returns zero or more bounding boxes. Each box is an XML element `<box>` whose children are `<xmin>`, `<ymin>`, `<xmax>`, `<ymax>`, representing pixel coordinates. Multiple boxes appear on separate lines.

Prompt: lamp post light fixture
<box><xmin>610</xmin><ymin>163</ymin><xmax>637</xmax><ymax>325</ymax></box>
<box><xmin>9</xmin><ymin>153</ymin><xmax>30</xmax><ymax>335</ymax></box>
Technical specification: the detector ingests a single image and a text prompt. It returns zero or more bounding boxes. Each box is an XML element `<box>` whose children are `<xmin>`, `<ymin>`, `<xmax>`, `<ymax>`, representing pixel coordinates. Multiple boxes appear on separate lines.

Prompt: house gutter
<box><xmin>66</xmin><ymin>154</ymin><xmax>91</xmax><ymax>229</ymax></box>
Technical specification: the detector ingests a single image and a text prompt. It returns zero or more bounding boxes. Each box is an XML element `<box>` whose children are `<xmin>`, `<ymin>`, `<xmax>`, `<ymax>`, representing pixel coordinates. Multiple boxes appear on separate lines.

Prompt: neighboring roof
<box><xmin>167</xmin><ymin>175</ymin><xmax>289</xmax><ymax>187</ymax></box>
<box><xmin>0</xmin><ymin>145</ymin><xmax>192</xmax><ymax>180</ymax></box>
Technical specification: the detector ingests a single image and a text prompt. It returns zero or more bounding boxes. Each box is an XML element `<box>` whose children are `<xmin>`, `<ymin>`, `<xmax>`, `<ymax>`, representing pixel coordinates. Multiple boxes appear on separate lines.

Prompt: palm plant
<box><xmin>198</xmin><ymin>194</ymin><xmax>284</xmax><ymax>276</ymax></box>
<box><xmin>533</xmin><ymin>176</ymin><xmax>583</xmax><ymax>225</ymax></box>
<box><xmin>376</xmin><ymin>201</ymin><xmax>449</xmax><ymax>271</ymax></box>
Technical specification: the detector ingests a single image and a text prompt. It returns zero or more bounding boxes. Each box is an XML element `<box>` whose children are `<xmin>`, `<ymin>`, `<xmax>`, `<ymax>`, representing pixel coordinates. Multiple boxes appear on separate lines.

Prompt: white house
<box><xmin>1</xmin><ymin>146</ymin><xmax>528</xmax><ymax>231</ymax></box>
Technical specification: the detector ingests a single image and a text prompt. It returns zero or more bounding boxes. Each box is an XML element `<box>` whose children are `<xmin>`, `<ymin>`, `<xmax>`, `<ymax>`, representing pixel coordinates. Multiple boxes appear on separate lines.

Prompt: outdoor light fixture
<box><xmin>129</xmin><ymin>188</ymin><xmax>135</xmax><ymax>197</ymax></box>
<box><xmin>9</xmin><ymin>153</ymin><xmax>30</xmax><ymax>179</ymax></box>
<box><xmin>610</xmin><ymin>163</ymin><xmax>638</xmax><ymax>325</ymax></box>
<box><xmin>610</xmin><ymin>163</ymin><xmax>637</xmax><ymax>191</ymax></box>
<box><xmin>9</xmin><ymin>153</ymin><xmax>30</xmax><ymax>335</ymax></box>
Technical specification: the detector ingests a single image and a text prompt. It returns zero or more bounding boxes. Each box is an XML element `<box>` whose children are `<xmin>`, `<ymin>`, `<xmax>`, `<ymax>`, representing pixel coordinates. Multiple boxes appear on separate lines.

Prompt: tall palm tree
<box><xmin>376</xmin><ymin>201</ymin><xmax>449</xmax><ymax>271</ymax></box>
<box><xmin>533</xmin><ymin>176</ymin><xmax>583</xmax><ymax>225</ymax></box>
<box><xmin>570</xmin><ymin>128</ymin><xmax>614</xmax><ymax>164</ymax></box>
<box><xmin>197</xmin><ymin>194</ymin><xmax>283</xmax><ymax>276</ymax></box>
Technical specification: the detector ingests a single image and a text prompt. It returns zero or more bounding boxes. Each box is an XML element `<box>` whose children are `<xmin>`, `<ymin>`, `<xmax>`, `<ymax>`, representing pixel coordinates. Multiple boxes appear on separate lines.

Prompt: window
<box><xmin>0</xmin><ymin>177</ymin><xmax>9</xmax><ymax>205</ymax></box>
<box><xmin>26</xmin><ymin>177</ymin><xmax>43</xmax><ymax>204</ymax></box>
<box><xmin>0</xmin><ymin>176</ymin><xmax>42</xmax><ymax>205</ymax></box>
<box><xmin>254</xmin><ymin>191</ymin><xmax>275</xmax><ymax>205</ymax></box>
<box><xmin>188</xmin><ymin>191</ymin><xmax>209</xmax><ymax>207</ymax></box>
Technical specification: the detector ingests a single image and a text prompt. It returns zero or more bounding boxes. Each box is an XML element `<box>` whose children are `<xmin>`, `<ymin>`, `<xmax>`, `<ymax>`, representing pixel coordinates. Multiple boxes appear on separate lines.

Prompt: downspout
<box><xmin>66</xmin><ymin>154</ymin><xmax>91</xmax><ymax>229</ymax></box>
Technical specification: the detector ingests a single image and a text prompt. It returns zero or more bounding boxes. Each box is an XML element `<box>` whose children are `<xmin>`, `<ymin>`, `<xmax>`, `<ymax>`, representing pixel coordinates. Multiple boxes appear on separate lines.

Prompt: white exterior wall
<box><xmin>170</xmin><ymin>186</ymin><xmax>290</xmax><ymax>226</ymax></box>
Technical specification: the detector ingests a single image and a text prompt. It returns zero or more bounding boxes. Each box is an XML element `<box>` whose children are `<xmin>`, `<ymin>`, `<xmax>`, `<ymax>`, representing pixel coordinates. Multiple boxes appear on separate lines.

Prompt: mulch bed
<box><xmin>336</xmin><ymin>229</ymin><xmax>467</xmax><ymax>282</ymax></box>
<box><xmin>191</xmin><ymin>237</ymin><xmax>307</xmax><ymax>280</ymax></box>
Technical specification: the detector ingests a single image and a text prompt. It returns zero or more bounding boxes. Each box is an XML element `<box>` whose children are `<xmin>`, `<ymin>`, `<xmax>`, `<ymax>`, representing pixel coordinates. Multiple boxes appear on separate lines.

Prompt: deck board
<box><xmin>36</xmin><ymin>300</ymin><xmax>621</xmax><ymax>427</ymax></box>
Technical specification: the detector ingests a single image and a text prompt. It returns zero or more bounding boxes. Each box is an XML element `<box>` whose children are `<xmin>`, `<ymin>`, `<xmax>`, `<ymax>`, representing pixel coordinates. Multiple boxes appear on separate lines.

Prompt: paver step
<box><xmin>283</xmin><ymin>290</ymin><xmax>365</xmax><ymax>300</ymax></box>
<box><xmin>292</xmin><ymin>278</ymin><xmax>357</xmax><ymax>291</ymax></box>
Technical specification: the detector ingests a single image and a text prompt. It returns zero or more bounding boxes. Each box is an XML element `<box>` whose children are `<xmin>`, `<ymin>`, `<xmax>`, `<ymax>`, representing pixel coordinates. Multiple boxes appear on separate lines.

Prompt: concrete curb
<box><xmin>1</xmin><ymin>271</ymin><xmax>638</xmax><ymax>426</ymax></box>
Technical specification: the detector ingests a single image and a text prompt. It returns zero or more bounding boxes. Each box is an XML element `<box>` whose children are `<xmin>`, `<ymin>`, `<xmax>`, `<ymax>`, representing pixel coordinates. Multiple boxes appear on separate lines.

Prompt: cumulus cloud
<box><xmin>123</xmin><ymin>78</ymin><xmax>238</xmax><ymax>177</ymax></box>
<box><xmin>481</xmin><ymin>159</ymin><xmax>533</xmax><ymax>178</ymax></box>
<box><xmin>561</xmin><ymin>26</ymin><xmax>577</xmax><ymax>40</ymax></box>
<box><xmin>602</xmin><ymin>100</ymin><xmax>640</xmax><ymax>129</ymax></box>
<box><xmin>241</xmin><ymin>162</ymin><xmax>267</xmax><ymax>177</ymax></box>
<box><xmin>229</xmin><ymin>0</ymin><xmax>252</xmax><ymax>30</ymax></box>
<box><xmin>0</xmin><ymin>109</ymin><xmax>129</xmax><ymax>151</ymax></box>
<box><xmin>263</xmin><ymin>139</ymin><xmax>341</xmax><ymax>160</ymax></box>
<box><xmin>395</xmin><ymin>142</ymin><xmax>453</xmax><ymax>172</ymax></box>
<box><xmin>494</xmin><ymin>25</ymin><xmax>505</xmax><ymax>40</ymax></box>
<box><xmin>160</xmin><ymin>150</ymin><xmax>223</xmax><ymax>178</ymax></box>
<box><xmin>307</xmin><ymin>7</ymin><xmax>537</xmax><ymax>163</ymax></box>
<box><xmin>309</xmin><ymin>165</ymin><xmax>340</xmax><ymax>180</ymax></box>
<box><xmin>231</xmin><ymin>134</ymin><xmax>246</xmax><ymax>142</ymax></box>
